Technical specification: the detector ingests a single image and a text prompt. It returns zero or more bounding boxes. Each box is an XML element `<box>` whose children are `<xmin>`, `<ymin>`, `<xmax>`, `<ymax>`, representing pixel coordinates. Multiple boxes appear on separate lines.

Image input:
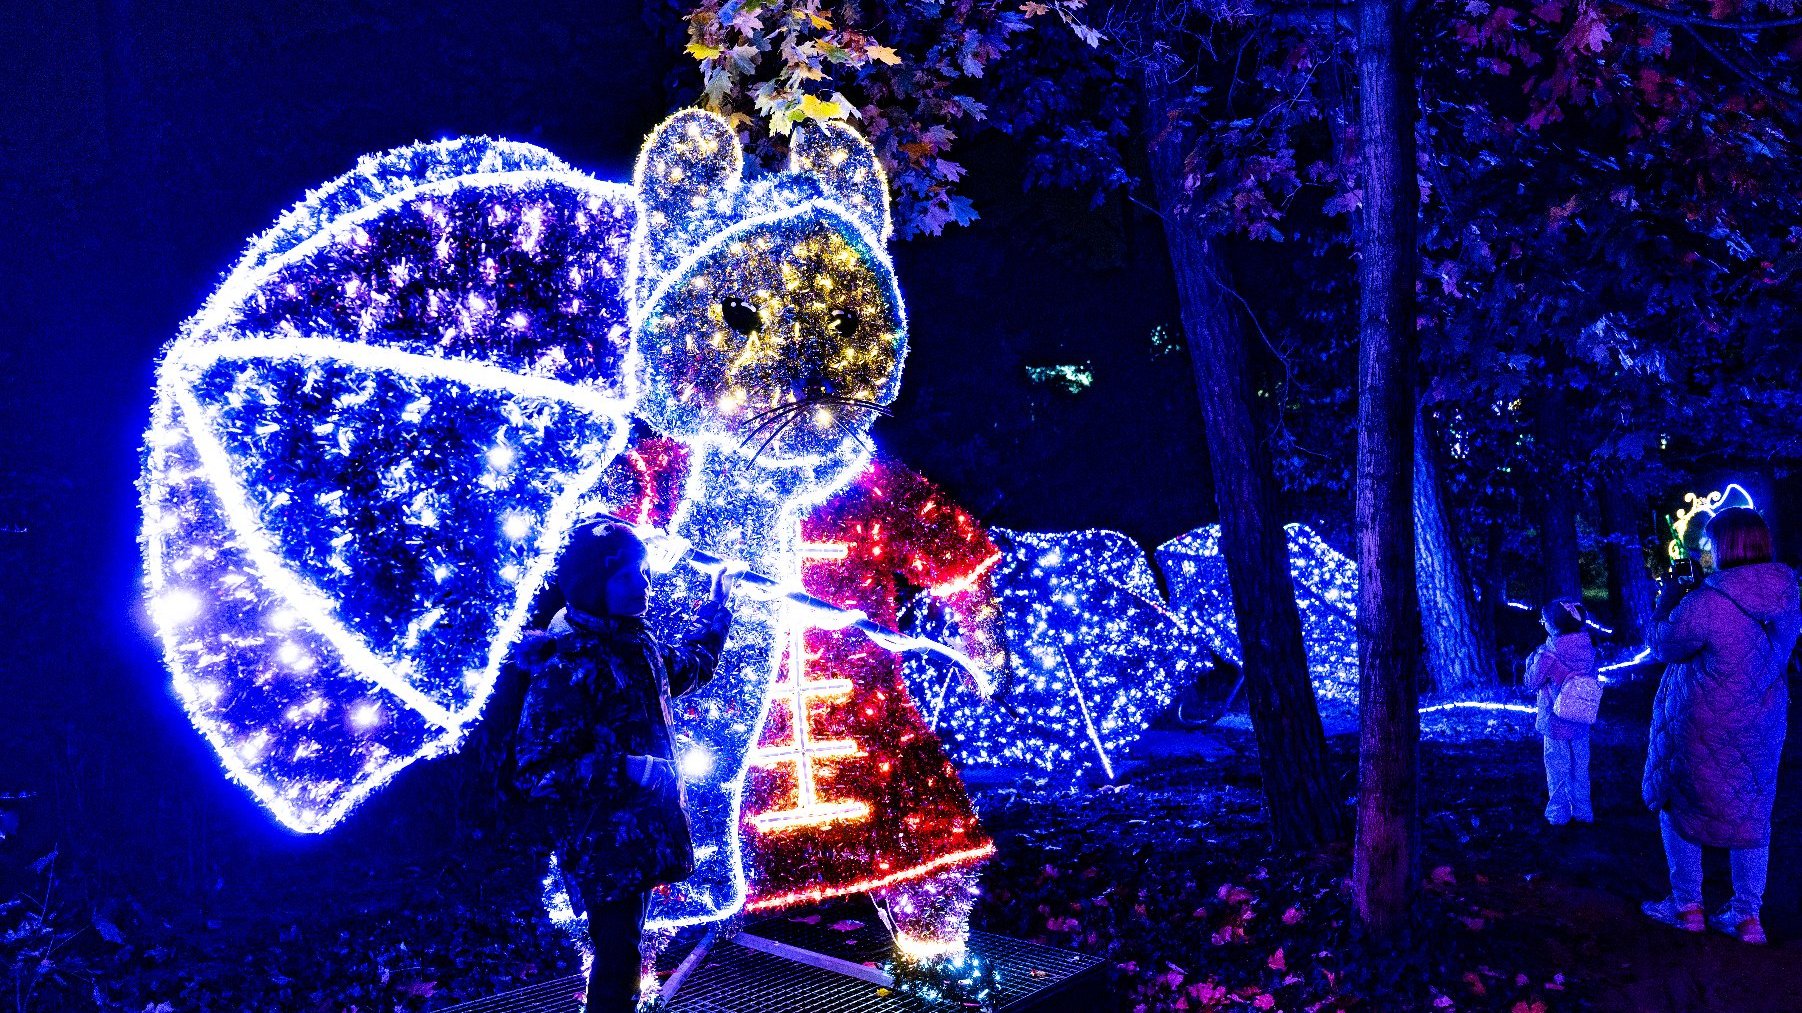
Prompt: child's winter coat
<box><xmin>1526</xmin><ymin>632</ymin><xmax>1596</xmax><ymax>741</ymax></box>
<box><xmin>513</xmin><ymin>603</ymin><xmax>730</xmax><ymax>903</ymax></box>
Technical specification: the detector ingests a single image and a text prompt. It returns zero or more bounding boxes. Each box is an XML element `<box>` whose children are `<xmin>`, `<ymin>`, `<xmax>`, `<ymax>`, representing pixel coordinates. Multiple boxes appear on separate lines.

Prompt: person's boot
<box><xmin>1641</xmin><ymin>897</ymin><xmax>1705</xmax><ymax>933</ymax></box>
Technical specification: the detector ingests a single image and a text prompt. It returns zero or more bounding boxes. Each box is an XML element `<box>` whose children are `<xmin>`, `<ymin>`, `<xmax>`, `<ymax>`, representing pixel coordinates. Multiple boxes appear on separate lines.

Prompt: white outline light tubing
<box><xmin>154</xmin><ymin>336</ymin><xmax>633</xmax><ymax>732</ymax></box>
<box><xmin>1416</xmin><ymin>701</ymin><xmax>1537</xmax><ymax>716</ymax></box>
<box><xmin>168</xmin><ymin>384</ymin><xmax>460</xmax><ymax>730</ymax></box>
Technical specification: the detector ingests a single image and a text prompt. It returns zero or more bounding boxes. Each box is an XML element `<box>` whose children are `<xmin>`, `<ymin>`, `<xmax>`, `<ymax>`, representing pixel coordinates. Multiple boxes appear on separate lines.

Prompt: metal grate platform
<box><xmin>436</xmin><ymin>915</ymin><xmax>1105</xmax><ymax>1013</ymax></box>
<box><xmin>670</xmin><ymin>944</ymin><xmax>933</xmax><ymax>1013</ymax></box>
<box><xmin>434</xmin><ymin>973</ymin><xmax>584</xmax><ymax>1013</ymax></box>
<box><xmin>966</xmin><ymin>931</ymin><xmax>1105</xmax><ymax>1009</ymax></box>
<box><xmin>741</xmin><ymin>899</ymin><xmax>897</xmax><ymax>966</ymax></box>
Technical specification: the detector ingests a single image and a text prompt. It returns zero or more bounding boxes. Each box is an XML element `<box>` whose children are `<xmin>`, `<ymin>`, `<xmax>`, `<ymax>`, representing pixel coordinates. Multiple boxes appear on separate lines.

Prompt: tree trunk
<box><xmin>1351</xmin><ymin>0</ymin><xmax>1421</xmax><ymax>936</ymax></box>
<box><xmin>1537</xmin><ymin>395</ymin><xmax>1583</xmax><ymax>602</ymax></box>
<box><xmin>1603</xmin><ymin>485</ymin><xmax>1657</xmax><ymax>644</ymax></box>
<box><xmin>1142</xmin><ymin>60</ymin><xmax>1344</xmax><ymax>850</ymax></box>
<box><xmin>1540</xmin><ymin>483</ymin><xmax>1582</xmax><ymax>603</ymax></box>
<box><xmin>1413</xmin><ymin>415</ymin><xmax>1496</xmax><ymax>691</ymax></box>
<box><xmin>1479</xmin><ymin>518</ymin><xmax>1510</xmax><ymax>679</ymax></box>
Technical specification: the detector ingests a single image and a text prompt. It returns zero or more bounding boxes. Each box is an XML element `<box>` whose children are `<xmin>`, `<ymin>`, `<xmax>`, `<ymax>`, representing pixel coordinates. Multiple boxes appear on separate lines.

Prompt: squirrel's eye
<box><xmin>721</xmin><ymin>297</ymin><xmax>761</xmax><ymax>336</ymax></box>
<box><xmin>828</xmin><ymin>308</ymin><xmax>860</xmax><ymax>339</ymax></box>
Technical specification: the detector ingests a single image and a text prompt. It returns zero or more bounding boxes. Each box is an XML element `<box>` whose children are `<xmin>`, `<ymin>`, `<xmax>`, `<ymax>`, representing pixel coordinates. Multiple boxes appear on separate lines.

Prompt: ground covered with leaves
<box><xmin>8</xmin><ymin>680</ymin><xmax>1802</xmax><ymax>1012</ymax></box>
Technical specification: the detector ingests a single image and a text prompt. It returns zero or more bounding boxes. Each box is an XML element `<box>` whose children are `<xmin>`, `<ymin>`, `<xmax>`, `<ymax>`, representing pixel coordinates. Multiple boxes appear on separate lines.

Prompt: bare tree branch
<box><xmin>1605</xmin><ymin>0</ymin><xmax>1802</xmax><ymax>29</ymax></box>
<box><xmin>1678</xmin><ymin>22</ymin><xmax>1802</xmax><ymax>123</ymax></box>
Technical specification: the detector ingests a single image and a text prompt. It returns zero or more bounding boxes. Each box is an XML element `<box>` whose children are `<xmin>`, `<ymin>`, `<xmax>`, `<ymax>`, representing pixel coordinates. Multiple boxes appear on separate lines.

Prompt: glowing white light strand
<box><xmin>1506</xmin><ymin>599</ymin><xmax>1616</xmax><ymax>637</ymax></box>
<box><xmin>1417</xmin><ymin>700</ymin><xmax>1537</xmax><ymax>716</ymax></box>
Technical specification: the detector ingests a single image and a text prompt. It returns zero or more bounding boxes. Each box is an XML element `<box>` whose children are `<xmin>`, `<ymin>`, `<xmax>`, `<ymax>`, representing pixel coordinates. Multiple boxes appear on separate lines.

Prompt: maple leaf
<box><xmin>866</xmin><ymin>43</ymin><xmax>901</xmax><ymax>65</ymax></box>
<box><xmin>1558</xmin><ymin>4</ymin><xmax>1611</xmax><ymax>54</ymax></box>
<box><xmin>686</xmin><ymin>42</ymin><xmax>723</xmax><ymax>60</ymax></box>
<box><xmin>1323</xmin><ymin>189</ymin><xmax>1363</xmax><ymax>216</ymax></box>
<box><xmin>1019</xmin><ymin>1</ymin><xmax>1050</xmax><ymax>13</ymax></box>
<box><xmin>800</xmin><ymin>93</ymin><xmax>850</xmax><ymax>121</ymax></box>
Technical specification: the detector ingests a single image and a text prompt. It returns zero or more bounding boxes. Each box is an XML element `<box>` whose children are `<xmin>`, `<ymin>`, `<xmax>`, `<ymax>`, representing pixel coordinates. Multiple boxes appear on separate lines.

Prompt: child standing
<box><xmin>513</xmin><ymin>520</ymin><xmax>736</xmax><ymax>1013</ymax></box>
<box><xmin>1527</xmin><ymin>598</ymin><xmax>1598</xmax><ymax>825</ymax></box>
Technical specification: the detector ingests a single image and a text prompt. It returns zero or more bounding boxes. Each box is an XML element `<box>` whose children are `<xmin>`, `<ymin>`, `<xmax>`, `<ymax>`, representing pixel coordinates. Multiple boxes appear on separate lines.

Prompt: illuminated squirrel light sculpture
<box><xmin>598</xmin><ymin>110</ymin><xmax>1005</xmax><ymax>958</ymax></box>
<box><xmin>142</xmin><ymin>110</ymin><xmax>1003</xmax><ymax>962</ymax></box>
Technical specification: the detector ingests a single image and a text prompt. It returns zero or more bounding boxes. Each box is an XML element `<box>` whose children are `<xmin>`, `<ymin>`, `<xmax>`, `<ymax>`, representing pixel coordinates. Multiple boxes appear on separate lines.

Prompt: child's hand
<box><xmin>710</xmin><ymin>564</ymin><xmax>742</xmax><ymax>607</ymax></box>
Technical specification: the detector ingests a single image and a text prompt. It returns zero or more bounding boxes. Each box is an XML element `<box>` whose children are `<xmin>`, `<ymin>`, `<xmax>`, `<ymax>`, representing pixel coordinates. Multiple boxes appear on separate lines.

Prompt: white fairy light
<box><xmin>150</xmin><ymin>588</ymin><xmax>203</xmax><ymax>627</ymax></box>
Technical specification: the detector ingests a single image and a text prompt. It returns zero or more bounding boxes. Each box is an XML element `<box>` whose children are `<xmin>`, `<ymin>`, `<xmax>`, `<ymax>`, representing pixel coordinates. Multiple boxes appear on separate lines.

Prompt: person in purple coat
<box><xmin>1641</xmin><ymin>508</ymin><xmax>1801</xmax><ymax>945</ymax></box>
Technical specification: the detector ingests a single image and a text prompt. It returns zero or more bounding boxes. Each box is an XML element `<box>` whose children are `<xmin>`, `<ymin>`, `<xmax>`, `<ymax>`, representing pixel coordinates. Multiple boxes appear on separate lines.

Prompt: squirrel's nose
<box><xmin>787</xmin><ymin>370</ymin><xmax>838</xmax><ymax>401</ymax></box>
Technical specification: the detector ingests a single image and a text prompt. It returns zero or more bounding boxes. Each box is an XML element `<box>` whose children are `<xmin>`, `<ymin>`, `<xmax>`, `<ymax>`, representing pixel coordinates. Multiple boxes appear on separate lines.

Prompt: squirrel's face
<box><xmin>628</xmin><ymin>111</ymin><xmax>904</xmax><ymax>466</ymax></box>
<box><xmin>637</xmin><ymin>209</ymin><xmax>902</xmax><ymax>461</ymax></box>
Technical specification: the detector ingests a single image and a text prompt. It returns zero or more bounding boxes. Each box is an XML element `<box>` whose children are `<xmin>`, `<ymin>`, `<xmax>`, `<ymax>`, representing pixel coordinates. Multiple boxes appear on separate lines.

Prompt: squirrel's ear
<box><xmin>632</xmin><ymin>109</ymin><xmax>744</xmax><ymax>289</ymax></box>
<box><xmin>790</xmin><ymin>120</ymin><xmax>890</xmax><ymax>243</ymax></box>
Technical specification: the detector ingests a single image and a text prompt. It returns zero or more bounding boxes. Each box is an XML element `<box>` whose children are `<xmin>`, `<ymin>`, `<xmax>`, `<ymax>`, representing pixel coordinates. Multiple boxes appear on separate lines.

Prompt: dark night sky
<box><xmin>1</xmin><ymin>2</ymin><xmax>1206</xmax><ymax>865</ymax></box>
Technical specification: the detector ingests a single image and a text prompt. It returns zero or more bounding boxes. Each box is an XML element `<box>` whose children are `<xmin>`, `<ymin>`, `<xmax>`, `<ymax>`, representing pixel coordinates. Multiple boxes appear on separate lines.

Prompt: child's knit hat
<box><xmin>556</xmin><ymin>518</ymin><xmax>645</xmax><ymax>587</ymax></box>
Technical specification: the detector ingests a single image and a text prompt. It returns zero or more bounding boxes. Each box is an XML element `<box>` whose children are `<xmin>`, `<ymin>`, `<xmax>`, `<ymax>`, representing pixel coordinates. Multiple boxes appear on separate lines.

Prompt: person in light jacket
<box><xmin>1526</xmin><ymin>598</ymin><xmax>1597</xmax><ymax>825</ymax></box>
<box><xmin>1641</xmin><ymin>507</ymin><xmax>1800</xmax><ymax>945</ymax></box>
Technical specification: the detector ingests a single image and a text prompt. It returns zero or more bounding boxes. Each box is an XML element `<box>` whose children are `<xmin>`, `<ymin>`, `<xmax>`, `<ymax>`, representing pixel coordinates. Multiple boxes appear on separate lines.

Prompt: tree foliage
<box><xmin>668</xmin><ymin>0</ymin><xmax>1802</xmax><ymax>595</ymax></box>
<box><xmin>677</xmin><ymin>0</ymin><xmax>1102</xmax><ymax>234</ymax></box>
